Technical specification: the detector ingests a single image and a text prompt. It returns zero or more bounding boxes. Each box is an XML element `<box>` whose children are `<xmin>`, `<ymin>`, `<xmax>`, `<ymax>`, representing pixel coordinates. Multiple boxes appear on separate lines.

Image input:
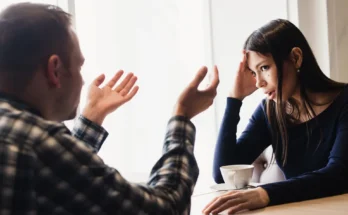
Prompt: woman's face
<box><xmin>246</xmin><ymin>51</ymin><xmax>299</xmax><ymax>102</ymax></box>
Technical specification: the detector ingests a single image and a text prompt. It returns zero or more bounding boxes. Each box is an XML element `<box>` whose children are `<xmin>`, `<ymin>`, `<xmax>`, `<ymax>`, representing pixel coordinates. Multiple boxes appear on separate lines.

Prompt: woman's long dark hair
<box><xmin>244</xmin><ymin>19</ymin><xmax>345</xmax><ymax>166</ymax></box>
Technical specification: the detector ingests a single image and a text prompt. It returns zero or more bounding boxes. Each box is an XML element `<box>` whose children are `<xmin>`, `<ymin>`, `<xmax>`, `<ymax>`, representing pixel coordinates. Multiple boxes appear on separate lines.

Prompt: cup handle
<box><xmin>228</xmin><ymin>171</ymin><xmax>236</xmax><ymax>187</ymax></box>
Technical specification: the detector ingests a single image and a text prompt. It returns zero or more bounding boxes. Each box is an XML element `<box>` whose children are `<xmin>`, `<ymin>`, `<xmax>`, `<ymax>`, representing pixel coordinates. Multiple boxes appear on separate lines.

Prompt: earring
<box><xmin>297</xmin><ymin>68</ymin><xmax>300</xmax><ymax>73</ymax></box>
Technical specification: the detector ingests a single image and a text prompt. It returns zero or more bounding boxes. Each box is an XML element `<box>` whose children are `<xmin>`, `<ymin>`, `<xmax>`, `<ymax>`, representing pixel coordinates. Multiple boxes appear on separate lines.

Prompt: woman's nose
<box><xmin>255</xmin><ymin>75</ymin><xmax>266</xmax><ymax>88</ymax></box>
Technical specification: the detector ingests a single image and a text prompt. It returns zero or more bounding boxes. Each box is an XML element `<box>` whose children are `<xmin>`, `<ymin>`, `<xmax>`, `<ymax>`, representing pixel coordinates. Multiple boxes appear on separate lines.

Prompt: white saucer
<box><xmin>210</xmin><ymin>183</ymin><xmax>261</xmax><ymax>191</ymax></box>
<box><xmin>210</xmin><ymin>183</ymin><xmax>235</xmax><ymax>191</ymax></box>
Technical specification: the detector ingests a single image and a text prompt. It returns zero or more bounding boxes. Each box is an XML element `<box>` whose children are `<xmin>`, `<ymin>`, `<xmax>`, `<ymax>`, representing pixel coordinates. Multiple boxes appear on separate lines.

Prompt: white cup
<box><xmin>220</xmin><ymin>164</ymin><xmax>254</xmax><ymax>189</ymax></box>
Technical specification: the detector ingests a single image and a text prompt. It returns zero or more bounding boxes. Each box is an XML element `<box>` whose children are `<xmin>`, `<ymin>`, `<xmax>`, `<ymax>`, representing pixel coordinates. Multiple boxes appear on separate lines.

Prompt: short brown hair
<box><xmin>0</xmin><ymin>3</ymin><xmax>72</xmax><ymax>88</ymax></box>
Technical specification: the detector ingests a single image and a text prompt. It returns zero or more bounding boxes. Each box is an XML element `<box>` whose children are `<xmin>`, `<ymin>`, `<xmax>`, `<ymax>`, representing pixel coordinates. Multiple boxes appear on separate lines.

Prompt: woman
<box><xmin>203</xmin><ymin>19</ymin><xmax>348</xmax><ymax>214</ymax></box>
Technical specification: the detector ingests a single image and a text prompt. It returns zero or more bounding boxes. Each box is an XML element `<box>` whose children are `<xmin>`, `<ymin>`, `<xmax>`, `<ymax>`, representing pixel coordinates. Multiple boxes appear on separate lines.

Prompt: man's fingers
<box><xmin>190</xmin><ymin>66</ymin><xmax>208</xmax><ymax>88</ymax></box>
<box><xmin>114</xmin><ymin>73</ymin><xmax>134</xmax><ymax>92</ymax></box>
<box><xmin>205</xmin><ymin>65</ymin><xmax>220</xmax><ymax>91</ymax></box>
<box><xmin>106</xmin><ymin>70</ymin><xmax>124</xmax><ymax>88</ymax></box>
<box><xmin>124</xmin><ymin>86</ymin><xmax>139</xmax><ymax>101</ymax></box>
<box><xmin>93</xmin><ymin>74</ymin><xmax>105</xmax><ymax>87</ymax></box>
<box><xmin>120</xmin><ymin>76</ymin><xmax>138</xmax><ymax>96</ymax></box>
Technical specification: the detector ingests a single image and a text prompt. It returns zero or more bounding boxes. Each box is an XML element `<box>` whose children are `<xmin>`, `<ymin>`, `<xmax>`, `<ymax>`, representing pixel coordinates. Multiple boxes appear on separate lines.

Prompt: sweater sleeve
<box><xmin>213</xmin><ymin>98</ymin><xmax>272</xmax><ymax>183</ymax></box>
<box><xmin>260</xmin><ymin>105</ymin><xmax>348</xmax><ymax>206</ymax></box>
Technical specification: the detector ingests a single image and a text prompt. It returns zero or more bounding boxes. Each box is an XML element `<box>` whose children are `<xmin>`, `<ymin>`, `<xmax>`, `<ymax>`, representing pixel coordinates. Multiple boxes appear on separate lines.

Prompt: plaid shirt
<box><xmin>0</xmin><ymin>95</ymin><xmax>199</xmax><ymax>215</ymax></box>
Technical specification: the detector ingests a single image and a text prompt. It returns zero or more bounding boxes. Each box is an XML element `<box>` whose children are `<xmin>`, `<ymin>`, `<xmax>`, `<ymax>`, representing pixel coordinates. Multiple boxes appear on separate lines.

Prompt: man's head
<box><xmin>0</xmin><ymin>3</ymin><xmax>85</xmax><ymax>121</ymax></box>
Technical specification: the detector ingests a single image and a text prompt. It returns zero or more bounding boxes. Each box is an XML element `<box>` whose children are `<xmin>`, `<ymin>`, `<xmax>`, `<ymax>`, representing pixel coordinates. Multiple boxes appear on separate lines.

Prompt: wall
<box><xmin>327</xmin><ymin>0</ymin><xmax>348</xmax><ymax>82</ymax></box>
<box><xmin>288</xmin><ymin>0</ymin><xmax>348</xmax><ymax>82</ymax></box>
<box><xmin>209</xmin><ymin>0</ymin><xmax>288</xmax><ymax>136</ymax></box>
<box><xmin>297</xmin><ymin>0</ymin><xmax>331</xmax><ymax>77</ymax></box>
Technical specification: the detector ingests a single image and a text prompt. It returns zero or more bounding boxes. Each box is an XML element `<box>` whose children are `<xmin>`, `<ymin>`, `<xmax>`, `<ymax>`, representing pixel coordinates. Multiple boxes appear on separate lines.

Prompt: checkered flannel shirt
<box><xmin>0</xmin><ymin>95</ymin><xmax>199</xmax><ymax>215</ymax></box>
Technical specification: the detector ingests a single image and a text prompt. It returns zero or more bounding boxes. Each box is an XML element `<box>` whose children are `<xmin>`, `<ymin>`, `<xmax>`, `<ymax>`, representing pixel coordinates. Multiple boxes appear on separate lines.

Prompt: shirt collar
<box><xmin>0</xmin><ymin>92</ymin><xmax>42</xmax><ymax>116</ymax></box>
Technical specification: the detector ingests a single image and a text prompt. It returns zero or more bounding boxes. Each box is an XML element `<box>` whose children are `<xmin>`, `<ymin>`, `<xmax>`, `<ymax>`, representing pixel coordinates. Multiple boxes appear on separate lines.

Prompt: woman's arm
<box><xmin>260</xmin><ymin>105</ymin><xmax>348</xmax><ymax>205</ymax></box>
<box><xmin>204</xmin><ymin>105</ymin><xmax>348</xmax><ymax>215</ymax></box>
<box><xmin>213</xmin><ymin>97</ymin><xmax>272</xmax><ymax>183</ymax></box>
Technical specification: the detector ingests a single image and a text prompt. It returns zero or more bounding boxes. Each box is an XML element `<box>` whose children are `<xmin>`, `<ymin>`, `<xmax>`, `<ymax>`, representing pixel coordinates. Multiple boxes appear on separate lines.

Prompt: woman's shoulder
<box><xmin>340</xmin><ymin>84</ymin><xmax>348</xmax><ymax>103</ymax></box>
<box><xmin>258</xmin><ymin>98</ymin><xmax>269</xmax><ymax>118</ymax></box>
<box><xmin>326</xmin><ymin>84</ymin><xmax>348</xmax><ymax>115</ymax></box>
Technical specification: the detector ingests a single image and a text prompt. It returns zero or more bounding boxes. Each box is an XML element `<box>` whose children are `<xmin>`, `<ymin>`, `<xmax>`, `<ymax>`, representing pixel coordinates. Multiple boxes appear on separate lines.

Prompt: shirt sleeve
<box><xmin>260</xmin><ymin>105</ymin><xmax>348</xmax><ymax>206</ymax></box>
<box><xmin>71</xmin><ymin>115</ymin><xmax>108</xmax><ymax>152</ymax></box>
<box><xmin>35</xmin><ymin>116</ymin><xmax>198</xmax><ymax>215</ymax></box>
<box><xmin>213</xmin><ymin>98</ymin><xmax>272</xmax><ymax>183</ymax></box>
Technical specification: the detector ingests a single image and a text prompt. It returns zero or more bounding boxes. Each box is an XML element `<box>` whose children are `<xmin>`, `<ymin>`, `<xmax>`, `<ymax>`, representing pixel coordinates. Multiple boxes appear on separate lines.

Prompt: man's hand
<box><xmin>173</xmin><ymin>66</ymin><xmax>219</xmax><ymax>119</ymax></box>
<box><xmin>82</xmin><ymin>70</ymin><xmax>139</xmax><ymax>125</ymax></box>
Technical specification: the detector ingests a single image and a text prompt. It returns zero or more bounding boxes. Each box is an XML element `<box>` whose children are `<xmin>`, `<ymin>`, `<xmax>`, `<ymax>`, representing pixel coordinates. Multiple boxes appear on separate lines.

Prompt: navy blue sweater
<box><xmin>213</xmin><ymin>87</ymin><xmax>348</xmax><ymax>206</ymax></box>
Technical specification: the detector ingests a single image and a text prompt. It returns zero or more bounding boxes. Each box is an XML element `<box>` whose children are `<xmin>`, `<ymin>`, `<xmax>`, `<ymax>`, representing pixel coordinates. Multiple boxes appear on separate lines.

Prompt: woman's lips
<box><xmin>268</xmin><ymin>91</ymin><xmax>275</xmax><ymax>100</ymax></box>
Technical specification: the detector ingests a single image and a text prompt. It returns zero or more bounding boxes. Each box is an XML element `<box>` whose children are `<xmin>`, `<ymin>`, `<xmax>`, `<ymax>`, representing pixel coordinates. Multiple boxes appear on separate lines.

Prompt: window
<box><xmin>72</xmin><ymin>0</ymin><xmax>288</xmax><ymax>186</ymax></box>
<box><xmin>211</xmin><ymin>0</ymin><xmax>287</xmax><ymax>136</ymax></box>
<box><xmin>73</xmin><ymin>0</ymin><xmax>210</xmax><ymax>182</ymax></box>
<box><xmin>198</xmin><ymin>0</ymin><xmax>287</xmax><ymax>188</ymax></box>
<box><xmin>0</xmin><ymin>0</ymin><xmax>68</xmax><ymax>11</ymax></box>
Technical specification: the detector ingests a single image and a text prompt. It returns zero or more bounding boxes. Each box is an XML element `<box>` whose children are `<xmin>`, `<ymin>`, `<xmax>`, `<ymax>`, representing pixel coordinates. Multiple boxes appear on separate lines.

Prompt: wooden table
<box><xmin>191</xmin><ymin>189</ymin><xmax>348</xmax><ymax>214</ymax></box>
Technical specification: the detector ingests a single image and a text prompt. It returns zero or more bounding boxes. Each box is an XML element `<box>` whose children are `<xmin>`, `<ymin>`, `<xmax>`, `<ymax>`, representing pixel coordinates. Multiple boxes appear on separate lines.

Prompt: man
<box><xmin>0</xmin><ymin>2</ymin><xmax>219</xmax><ymax>215</ymax></box>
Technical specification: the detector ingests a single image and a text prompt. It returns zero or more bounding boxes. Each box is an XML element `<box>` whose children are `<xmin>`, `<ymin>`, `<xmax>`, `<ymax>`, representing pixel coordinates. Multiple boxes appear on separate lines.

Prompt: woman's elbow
<box><xmin>212</xmin><ymin>169</ymin><xmax>224</xmax><ymax>183</ymax></box>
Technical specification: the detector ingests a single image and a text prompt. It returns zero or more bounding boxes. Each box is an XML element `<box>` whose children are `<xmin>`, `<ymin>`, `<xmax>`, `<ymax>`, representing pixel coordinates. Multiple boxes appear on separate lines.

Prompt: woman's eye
<box><xmin>260</xmin><ymin>65</ymin><xmax>269</xmax><ymax>71</ymax></box>
<box><xmin>250</xmin><ymin>71</ymin><xmax>256</xmax><ymax>77</ymax></box>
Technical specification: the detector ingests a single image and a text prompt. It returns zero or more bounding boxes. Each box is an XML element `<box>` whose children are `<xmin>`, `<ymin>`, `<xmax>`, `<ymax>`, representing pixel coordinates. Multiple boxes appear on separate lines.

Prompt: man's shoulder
<box><xmin>0</xmin><ymin>101</ymin><xmax>69</xmax><ymax>145</ymax></box>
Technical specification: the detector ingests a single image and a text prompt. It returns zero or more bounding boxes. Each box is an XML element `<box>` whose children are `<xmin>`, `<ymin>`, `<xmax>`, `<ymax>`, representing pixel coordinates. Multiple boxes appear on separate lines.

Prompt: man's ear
<box><xmin>290</xmin><ymin>47</ymin><xmax>303</xmax><ymax>69</ymax></box>
<box><xmin>46</xmin><ymin>55</ymin><xmax>62</xmax><ymax>88</ymax></box>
